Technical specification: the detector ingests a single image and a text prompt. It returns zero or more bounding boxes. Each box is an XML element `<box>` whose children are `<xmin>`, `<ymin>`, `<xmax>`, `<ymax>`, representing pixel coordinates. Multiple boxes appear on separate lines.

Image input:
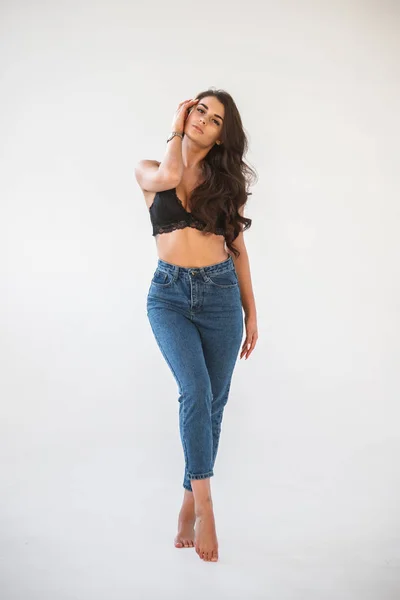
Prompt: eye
<box><xmin>197</xmin><ymin>107</ymin><xmax>220</xmax><ymax>126</ymax></box>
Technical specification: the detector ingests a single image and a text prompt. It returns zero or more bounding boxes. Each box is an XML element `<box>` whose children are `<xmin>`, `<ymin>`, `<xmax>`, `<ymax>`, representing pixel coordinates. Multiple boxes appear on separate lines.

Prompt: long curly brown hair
<box><xmin>184</xmin><ymin>87</ymin><xmax>258</xmax><ymax>259</ymax></box>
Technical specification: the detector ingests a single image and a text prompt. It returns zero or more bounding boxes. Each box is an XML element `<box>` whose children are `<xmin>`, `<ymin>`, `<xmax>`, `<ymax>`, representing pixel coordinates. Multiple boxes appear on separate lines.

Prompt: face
<box><xmin>185</xmin><ymin>95</ymin><xmax>225</xmax><ymax>145</ymax></box>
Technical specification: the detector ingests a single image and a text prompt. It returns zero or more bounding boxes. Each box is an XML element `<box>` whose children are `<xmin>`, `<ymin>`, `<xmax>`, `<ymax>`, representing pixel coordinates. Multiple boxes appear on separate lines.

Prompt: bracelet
<box><xmin>167</xmin><ymin>131</ymin><xmax>184</xmax><ymax>143</ymax></box>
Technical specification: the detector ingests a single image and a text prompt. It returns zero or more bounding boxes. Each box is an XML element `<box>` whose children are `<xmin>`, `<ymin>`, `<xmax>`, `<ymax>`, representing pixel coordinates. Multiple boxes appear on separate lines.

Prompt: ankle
<box><xmin>195</xmin><ymin>499</ymin><xmax>214</xmax><ymax>516</ymax></box>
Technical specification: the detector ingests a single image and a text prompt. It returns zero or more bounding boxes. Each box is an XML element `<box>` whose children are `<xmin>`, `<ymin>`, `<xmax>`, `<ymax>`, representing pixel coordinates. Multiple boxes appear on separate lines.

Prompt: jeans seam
<box><xmin>148</xmin><ymin>320</ymin><xmax>189</xmax><ymax>467</ymax></box>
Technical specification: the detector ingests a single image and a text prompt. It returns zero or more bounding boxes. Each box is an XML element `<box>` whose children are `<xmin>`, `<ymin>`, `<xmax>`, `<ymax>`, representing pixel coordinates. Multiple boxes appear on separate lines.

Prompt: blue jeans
<box><xmin>146</xmin><ymin>255</ymin><xmax>243</xmax><ymax>491</ymax></box>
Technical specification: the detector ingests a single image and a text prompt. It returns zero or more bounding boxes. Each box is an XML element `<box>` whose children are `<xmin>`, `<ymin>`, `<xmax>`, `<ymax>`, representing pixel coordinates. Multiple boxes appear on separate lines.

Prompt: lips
<box><xmin>192</xmin><ymin>124</ymin><xmax>203</xmax><ymax>133</ymax></box>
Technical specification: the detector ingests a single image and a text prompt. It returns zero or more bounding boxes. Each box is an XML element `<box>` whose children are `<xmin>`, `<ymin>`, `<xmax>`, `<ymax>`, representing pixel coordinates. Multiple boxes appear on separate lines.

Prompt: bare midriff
<box><xmin>144</xmin><ymin>188</ymin><xmax>230</xmax><ymax>268</ymax></box>
<box><xmin>154</xmin><ymin>228</ymin><xmax>229</xmax><ymax>268</ymax></box>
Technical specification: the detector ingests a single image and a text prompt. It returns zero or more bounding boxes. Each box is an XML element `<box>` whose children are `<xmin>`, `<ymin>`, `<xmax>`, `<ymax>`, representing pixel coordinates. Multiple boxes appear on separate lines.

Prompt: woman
<box><xmin>135</xmin><ymin>88</ymin><xmax>258</xmax><ymax>562</ymax></box>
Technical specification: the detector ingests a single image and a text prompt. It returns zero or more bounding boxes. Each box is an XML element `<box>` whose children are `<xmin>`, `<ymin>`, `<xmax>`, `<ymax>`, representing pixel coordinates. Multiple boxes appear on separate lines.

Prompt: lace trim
<box><xmin>153</xmin><ymin>219</ymin><xmax>225</xmax><ymax>237</ymax></box>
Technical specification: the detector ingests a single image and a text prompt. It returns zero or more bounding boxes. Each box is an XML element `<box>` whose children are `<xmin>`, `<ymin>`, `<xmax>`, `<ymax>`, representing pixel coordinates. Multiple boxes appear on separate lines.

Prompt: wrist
<box><xmin>244</xmin><ymin>308</ymin><xmax>257</xmax><ymax>320</ymax></box>
<box><xmin>167</xmin><ymin>131</ymin><xmax>184</xmax><ymax>143</ymax></box>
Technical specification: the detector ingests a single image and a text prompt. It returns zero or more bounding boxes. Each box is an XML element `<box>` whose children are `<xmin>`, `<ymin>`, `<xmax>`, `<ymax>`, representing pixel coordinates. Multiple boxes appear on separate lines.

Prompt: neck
<box><xmin>181</xmin><ymin>135</ymin><xmax>209</xmax><ymax>170</ymax></box>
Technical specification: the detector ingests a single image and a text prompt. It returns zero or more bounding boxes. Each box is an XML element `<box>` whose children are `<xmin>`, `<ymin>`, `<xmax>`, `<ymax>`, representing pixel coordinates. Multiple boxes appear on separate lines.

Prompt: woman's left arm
<box><xmin>227</xmin><ymin>223</ymin><xmax>258</xmax><ymax>360</ymax></box>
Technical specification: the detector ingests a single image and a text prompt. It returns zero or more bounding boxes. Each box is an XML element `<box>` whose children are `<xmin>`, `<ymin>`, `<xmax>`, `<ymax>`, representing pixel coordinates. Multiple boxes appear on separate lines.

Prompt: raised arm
<box><xmin>134</xmin><ymin>133</ymin><xmax>184</xmax><ymax>192</ymax></box>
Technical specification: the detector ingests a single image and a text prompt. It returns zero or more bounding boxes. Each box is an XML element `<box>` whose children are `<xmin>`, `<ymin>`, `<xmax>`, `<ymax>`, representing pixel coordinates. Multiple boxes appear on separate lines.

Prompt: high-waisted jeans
<box><xmin>146</xmin><ymin>254</ymin><xmax>243</xmax><ymax>491</ymax></box>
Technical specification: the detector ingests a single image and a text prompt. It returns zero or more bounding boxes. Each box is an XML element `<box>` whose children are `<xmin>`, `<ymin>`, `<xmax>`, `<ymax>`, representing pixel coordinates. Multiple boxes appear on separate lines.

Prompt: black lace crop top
<box><xmin>149</xmin><ymin>187</ymin><xmax>229</xmax><ymax>238</ymax></box>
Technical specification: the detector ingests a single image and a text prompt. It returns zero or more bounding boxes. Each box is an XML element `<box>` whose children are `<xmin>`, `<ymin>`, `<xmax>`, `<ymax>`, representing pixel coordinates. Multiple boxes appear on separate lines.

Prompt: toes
<box><xmin>196</xmin><ymin>549</ymin><xmax>217</xmax><ymax>561</ymax></box>
<box><xmin>176</xmin><ymin>536</ymin><xmax>196</xmax><ymax>548</ymax></box>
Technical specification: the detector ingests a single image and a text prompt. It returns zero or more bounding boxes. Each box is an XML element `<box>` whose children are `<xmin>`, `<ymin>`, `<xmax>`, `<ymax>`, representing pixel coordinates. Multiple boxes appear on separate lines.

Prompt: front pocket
<box><xmin>151</xmin><ymin>268</ymin><xmax>174</xmax><ymax>287</ymax></box>
<box><xmin>206</xmin><ymin>270</ymin><xmax>239</xmax><ymax>288</ymax></box>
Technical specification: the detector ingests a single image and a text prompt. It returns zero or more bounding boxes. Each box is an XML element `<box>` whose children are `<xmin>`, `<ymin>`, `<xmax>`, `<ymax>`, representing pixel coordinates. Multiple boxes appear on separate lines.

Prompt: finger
<box><xmin>245</xmin><ymin>338</ymin><xmax>258</xmax><ymax>359</ymax></box>
<box><xmin>242</xmin><ymin>340</ymin><xmax>251</xmax><ymax>352</ymax></box>
<box><xmin>243</xmin><ymin>335</ymin><xmax>254</xmax><ymax>355</ymax></box>
<box><xmin>178</xmin><ymin>100</ymin><xmax>198</xmax><ymax>114</ymax></box>
<box><xmin>179</xmin><ymin>98</ymin><xmax>198</xmax><ymax>105</ymax></box>
<box><xmin>177</xmin><ymin>100</ymin><xmax>191</xmax><ymax>109</ymax></box>
<box><xmin>245</xmin><ymin>344</ymin><xmax>254</xmax><ymax>358</ymax></box>
<box><xmin>240</xmin><ymin>341</ymin><xmax>250</xmax><ymax>358</ymax></box>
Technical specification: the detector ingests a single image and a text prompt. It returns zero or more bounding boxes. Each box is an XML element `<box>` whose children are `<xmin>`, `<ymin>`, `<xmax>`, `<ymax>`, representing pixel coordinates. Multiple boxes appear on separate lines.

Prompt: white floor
<box><xmin>2</xmin><ymin>438</ymin><xmax>399</xmax><ymax>600</ymax></box>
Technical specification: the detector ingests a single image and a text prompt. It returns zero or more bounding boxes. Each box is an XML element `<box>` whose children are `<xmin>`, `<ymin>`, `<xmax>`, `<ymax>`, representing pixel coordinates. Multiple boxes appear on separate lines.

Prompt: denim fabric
<box><xmin>146</xmin><ymin>255</ymin><xmax>243</xmax><ymax>491</ymax></box>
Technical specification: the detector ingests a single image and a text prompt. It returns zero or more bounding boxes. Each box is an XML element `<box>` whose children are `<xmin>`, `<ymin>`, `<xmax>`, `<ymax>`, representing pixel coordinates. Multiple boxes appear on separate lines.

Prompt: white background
<box><xmin>1</xmin><ymin>1</ymin><xmax>399</xmax><ymax>598</ymax></box>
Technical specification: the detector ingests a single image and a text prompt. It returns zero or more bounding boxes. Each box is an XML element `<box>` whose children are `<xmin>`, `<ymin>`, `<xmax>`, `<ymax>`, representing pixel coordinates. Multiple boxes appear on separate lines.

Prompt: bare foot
<box><xmin>174</xmin><ymin>496</ymin><xmax>195</xmax><ymax>548</ymax></box>
<box><xmin>194</xmin><ymin>505</ymin><xmax>219</xmax><ymax>562</ymax></box>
